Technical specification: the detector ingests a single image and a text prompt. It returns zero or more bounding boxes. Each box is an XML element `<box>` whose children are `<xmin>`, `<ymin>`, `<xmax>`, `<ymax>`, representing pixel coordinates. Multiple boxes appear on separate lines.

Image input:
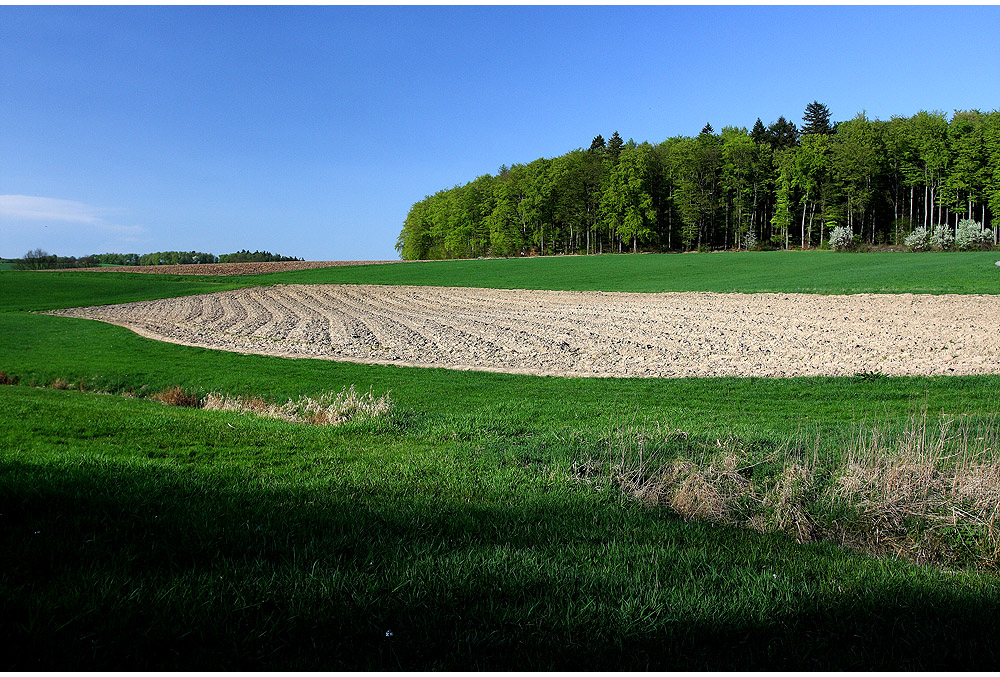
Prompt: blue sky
<box><xmin>2</xmin><ymin>5</ymin><xmax>1000</xmax><ymax>260</ymax></box>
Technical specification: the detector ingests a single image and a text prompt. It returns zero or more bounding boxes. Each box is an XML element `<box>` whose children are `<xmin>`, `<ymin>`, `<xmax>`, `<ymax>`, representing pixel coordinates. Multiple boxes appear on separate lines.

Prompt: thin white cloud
<box><xmin>0</xmin><ymin>195</ymin><xmax>104</xmax><ymax>224</ymax></box>
<box><xmin>0</xmin><ymin>195</ymin><xmax>150</xmax><ymax>257</ymax></box>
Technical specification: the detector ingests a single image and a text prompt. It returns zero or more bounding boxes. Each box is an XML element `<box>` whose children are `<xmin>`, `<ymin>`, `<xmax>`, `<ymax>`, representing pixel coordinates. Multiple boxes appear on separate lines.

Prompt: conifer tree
<box><xmin>768</xmin><ymin>116</ymin><xmax>799</xmax><ymax>149</ymax></box>
<box><xmin>802</xmin><ymin>101</ymin><xmax>834</xmax><ymax>135</ymax></box>
<box><xmin>607</xmin><ymin>131</ymin><xmax>624</xmax><ymax>164</ymax></box>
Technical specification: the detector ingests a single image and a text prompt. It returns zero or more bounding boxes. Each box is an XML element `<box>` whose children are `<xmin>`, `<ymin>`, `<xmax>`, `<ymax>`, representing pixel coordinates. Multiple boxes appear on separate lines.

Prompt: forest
<box><xmin>396</xmin><ymin>103</ymin><xmax>1000</xmax><ymax>259</ymax></box>
<box><xmin>9</xmin><ymin>249</ymin><xmax>301</xmax><ymax>270</ymax></box>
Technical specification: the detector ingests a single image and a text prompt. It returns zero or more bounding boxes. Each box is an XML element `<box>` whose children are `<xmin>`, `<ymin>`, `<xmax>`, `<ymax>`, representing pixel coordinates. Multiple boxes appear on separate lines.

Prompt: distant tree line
<box><xmin>217</xmin><ymin>249</ymin><xmax>302</xmax><ymax>264</ymax></box>
<box><xmin>11</xmin><ymin>248</ymin><xmax>301</xmax><ymax>270</ymax></box>
<box><xmin>397</xmin><ymin>103</ymin><xmax>1000</xmax><ymax>259</ymax></box>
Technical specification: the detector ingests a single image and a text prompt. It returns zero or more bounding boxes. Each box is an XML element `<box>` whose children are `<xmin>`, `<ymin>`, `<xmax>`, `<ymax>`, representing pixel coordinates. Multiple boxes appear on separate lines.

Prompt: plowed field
<box><xmin>49</xmin><ymin>284</ymin><xmax>1000</xmax><ymax>378</ymax></box>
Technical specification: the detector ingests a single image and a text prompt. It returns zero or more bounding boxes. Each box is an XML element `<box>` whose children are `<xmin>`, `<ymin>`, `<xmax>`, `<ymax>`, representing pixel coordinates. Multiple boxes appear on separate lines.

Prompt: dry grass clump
<box><xmin>21</xmin><ymin>375</ymin><xmax>391</xmax><ymax>428</ymax></box>
<box><xmin>584</xmin><ymin>411</ymin><xmax>1000</xmax><ymax>568</ymax></box>
<box><xmin>827</xmin><ymin>413</ymin><xmax>1000</xmax><ymax>565</ymax></box>
<box><xmin>202</xmin><ymin>384</ymin><xmax>393</xmax><ymax>426</ymax></box>
<box><xmin>0</xmin><ymin>371</ymin><xmax>19</xmax><ymax>385</ymax></box>
<box><xmin>49</xmin><ymin>378</ymin><xmax>70</xmax><ymax>390</ymax></box>
<box><xmin>151</xmin><ymin>386</ymin><xmax>202</xmax><ymax>408</ymax></box>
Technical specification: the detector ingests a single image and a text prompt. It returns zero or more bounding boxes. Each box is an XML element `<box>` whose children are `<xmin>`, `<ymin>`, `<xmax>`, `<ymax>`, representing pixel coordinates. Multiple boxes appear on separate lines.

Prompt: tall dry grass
<box><xmin>578</xmin><ymin>411</ymin><xmax>1000</xmax><ymax>568</ymax></box>
<box><xmin>202</xmin><ymin>384</ymin><xmax>393</xmax><ymax>426</ymax></box>
<box><xmin>151</xmin><ymin>386</ymin><xmax>201</xmax><ymax>408</ymax></box>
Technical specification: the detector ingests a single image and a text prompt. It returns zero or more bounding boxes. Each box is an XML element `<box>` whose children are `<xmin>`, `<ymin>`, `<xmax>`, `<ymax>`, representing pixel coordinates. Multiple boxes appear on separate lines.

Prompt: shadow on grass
<box><xmin>2</xmin><ymin>455</ymin><xmax>1000</xmax><ymax>671</ymax></box>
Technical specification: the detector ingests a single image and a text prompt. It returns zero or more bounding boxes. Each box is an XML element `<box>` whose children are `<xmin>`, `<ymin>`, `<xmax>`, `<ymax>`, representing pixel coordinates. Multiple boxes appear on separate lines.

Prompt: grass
<box><xmin>583</xmin><ymin>410</ymin><xmax>1000</xmax><ymax>567</ymax></box>
<box><xmin>5</xmin><ymin>385</ymin><xmax>1000</xmax><ymax>670</ymax></box>
<box><xmin>0</xmin><ymin>270</ymin><xmax>247</xmax><ymax>312</ymax></box>
<box><xmin>202</xmin><ymin>383</ymin><xmax>395</xmax><ymax>426</ymax></box>
<box><xmin>250</xmin><ymin>250</ymin><xmax>1000</xmax><ymax>295</ymax></box>
<box><xmin>5</xmin><ymin>311</ymin><xmax>999</xmax><ymax>445</ymax></box>
<box><xmin>3</xmin><ymin>253</ymin><xmax>1000</xmax><ymax>668</ymax></box>
<box><xmin>3</xmin><ymin>250</ymin><xmax>999</xmax><ymax>314</ymax></box>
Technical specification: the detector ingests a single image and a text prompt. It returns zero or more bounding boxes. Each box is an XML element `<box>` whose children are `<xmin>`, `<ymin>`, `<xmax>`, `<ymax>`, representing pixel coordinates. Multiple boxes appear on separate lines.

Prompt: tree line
<box><xmin>396</xmin><ymin>103</ymin><xmax>1000</xmax><ymax>259</ymax></box>
<box><xmin>10</xmin><ymin>248</ymin><xmax>301</xmax><ymax>270</ymax></box>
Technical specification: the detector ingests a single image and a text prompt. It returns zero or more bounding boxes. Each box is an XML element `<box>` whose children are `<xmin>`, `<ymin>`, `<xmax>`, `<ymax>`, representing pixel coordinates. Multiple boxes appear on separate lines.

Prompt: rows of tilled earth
<box><xmin>67</xmin><ymin>260</ymin><xmax>399</xmax><ymax>276</ymax></box>
<box><xmin>48</xmin><ymin>284</ymin><xmax>1000</xmax><ymax>378</ymax></box>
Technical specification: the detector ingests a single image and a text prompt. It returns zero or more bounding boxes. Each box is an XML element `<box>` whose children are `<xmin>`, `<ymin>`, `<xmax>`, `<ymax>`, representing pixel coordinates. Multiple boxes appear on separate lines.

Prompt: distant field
<box><xmin>70</xmin><ymin>259</ymin><xmax>398</xmax><ymax>275</ymax></box>
<box><xmin>3</xmin><ymin>251</ymin><xmax>1000</xmax><ymax>669</ymax></box>
<box><xmin>6</xmin><ymin>251</ymin><xmax>1000</xmax><ymax>312</ymax></box>
<box><xmin>244</xmin><ymin>250</ymin><xmax>1000</xmax><ymax>295</ymax></box>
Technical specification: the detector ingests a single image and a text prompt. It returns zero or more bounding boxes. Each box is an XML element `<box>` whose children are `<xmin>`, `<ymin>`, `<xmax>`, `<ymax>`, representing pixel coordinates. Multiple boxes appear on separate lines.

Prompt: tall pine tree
<box><xmin>802</xmin><ymin>101</ymin><xmax>833</xmax><ymax>135</ymax></box>
<box><xmin>607</xmin><ymin>131</ymin><xmax>624</xmax><ymax>164</ymax></box>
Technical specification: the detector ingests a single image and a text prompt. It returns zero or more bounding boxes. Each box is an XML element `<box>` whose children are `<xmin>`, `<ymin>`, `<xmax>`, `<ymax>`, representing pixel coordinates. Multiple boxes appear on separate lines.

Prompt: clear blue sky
<box><xmin>3</xmin><ymin>5</ymin><xmax>999</xmax><ymax>260</ymax></box>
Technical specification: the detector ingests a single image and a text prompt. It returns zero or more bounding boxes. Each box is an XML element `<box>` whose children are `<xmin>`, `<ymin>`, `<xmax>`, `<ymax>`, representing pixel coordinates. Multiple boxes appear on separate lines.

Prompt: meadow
<box><xmin>3</xmin><ymin>250</ymin><xmax>1000</xmax><ymax>669</ymax></box>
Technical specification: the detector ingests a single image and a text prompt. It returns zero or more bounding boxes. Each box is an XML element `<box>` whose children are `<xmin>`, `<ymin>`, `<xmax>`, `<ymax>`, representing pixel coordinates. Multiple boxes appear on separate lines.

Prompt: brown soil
<box><xmin>48</xmin><ymin>284</ymin><xmax>1000</xmax><ymax>378</ymax></box>
<box><xmin>66</xmin><ymin>260</ymin><xmax>398</xmax><ymax>276</ymax></box>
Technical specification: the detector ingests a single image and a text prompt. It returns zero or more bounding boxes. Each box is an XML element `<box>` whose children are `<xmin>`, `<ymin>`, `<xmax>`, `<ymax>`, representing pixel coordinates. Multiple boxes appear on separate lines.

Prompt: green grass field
<box><xmin>4</xmin><ymin>250</ymin><xmax>999</xmax><ymax>312</ymax></box>
<box><xmin>3</xmin><ymin>251</ymin><xmax>1000</xmax><ymax>669</ymax></box>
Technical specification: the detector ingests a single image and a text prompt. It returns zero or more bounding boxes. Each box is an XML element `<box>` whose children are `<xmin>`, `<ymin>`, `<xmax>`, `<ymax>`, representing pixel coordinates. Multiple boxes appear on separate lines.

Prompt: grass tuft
<box><xmin>151</xmin><ymin>386</ymin><xmax>201</xmax><ymax>408</ymax></box>
<box><xmin>0</xmin><ymin>370</ymin><xmax>18</xmax><ymax>385</ymax></box>
<box><xmin>581</xmin><ymin>410</ymin><xmax>1000</xmax><ymax>568</ymax></box>
<box><xmin>202</xmin><ymin>384</ymin><xmax>393</xmax><ymax>426</ymax></box>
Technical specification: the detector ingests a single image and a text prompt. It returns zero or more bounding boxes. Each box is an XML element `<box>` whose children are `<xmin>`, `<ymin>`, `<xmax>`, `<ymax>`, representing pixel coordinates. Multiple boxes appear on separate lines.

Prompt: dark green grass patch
<box><xmin>4</xmin><ymin>385</ymin><xmax>1000</xmax><ymax>670</ymax></box>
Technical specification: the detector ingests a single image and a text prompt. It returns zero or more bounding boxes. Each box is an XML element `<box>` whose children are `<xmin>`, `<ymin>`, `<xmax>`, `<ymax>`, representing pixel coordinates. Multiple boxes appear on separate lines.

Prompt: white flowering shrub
<box><xmin>742</xmin><ymin>229</ymin><xmax>758</xmax><ymax>251</ymax></box>
<box><xmin>828</xmin><ymin>225</ymin><xmax>853</xmax><ymax>251</ymax></box>
<box><xmin>904</xmin><ymin>227</ymin><xmax>930</xmax><ymax>251</ymax></box>
<box><xmin>956</xmin><ymin>219</ymin><xmax>992</xmax><ymax>251</ymax></box>
<box><xmin>930</xmin><ymin>224</ymin><xmax>955</xmax><ymax>251</ymax></box>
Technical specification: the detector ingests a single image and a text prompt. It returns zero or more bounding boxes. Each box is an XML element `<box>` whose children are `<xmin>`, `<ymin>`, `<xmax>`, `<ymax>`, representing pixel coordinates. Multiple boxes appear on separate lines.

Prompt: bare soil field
<box><xmin>67</xmin><ymin>260</ymin><xmax>398</xmax><ymax>276</ymax></box>
<box><xmin>49</xmin><ymin>284</ymin><xmax>1000</xmax><ymax>378</ymax></box>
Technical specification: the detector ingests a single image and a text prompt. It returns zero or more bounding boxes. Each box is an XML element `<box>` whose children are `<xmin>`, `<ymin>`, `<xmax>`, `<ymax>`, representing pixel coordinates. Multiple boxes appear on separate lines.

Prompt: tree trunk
<box><xmin>800</xmin><ymin>197</ymin><xmax>808</xmax><ymax>249</ymax></box>
<box><xmin>924</xmin><ymin>183</ymin><xmax>931</xmax><ymax>230</ymax></box>
<box><xmin>909</xmin><ymin>185</ymin><xmax>913</xmax><ymax>230</ymax></box>
<box><xmin>808</xmin><ymin>201</ymin><xmax>816</xmax><ymax>246</ymax></box>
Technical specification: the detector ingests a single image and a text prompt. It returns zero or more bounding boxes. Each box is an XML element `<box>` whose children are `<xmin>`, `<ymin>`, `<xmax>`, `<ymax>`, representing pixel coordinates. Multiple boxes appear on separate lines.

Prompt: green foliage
<box><xmin>9</xmin><ymin>249</ymin><xmax>301</xmax><ymax>269</ymax></box>
<box><xmin>802</xmin><ymin>101</ymin><xmax>834</xmax><ymax>136</ymax></box>
<box><xmin>12</xmin><ymin>248</ymin><xmax>98</xmax><ymax>270</ymax></box>
<box><xmin>398</xmin><ymin>107</ymin><xmax>1000</xmax><ymax>259</ymax></box>
<box><xmin>138</xmin><ymin>250</ymin><xmax>218</xmax><ymax>265</ymax></box>
<box><xmin>217</xmin><ymin>249</ymin><xmax>301</xmax><ymax>263</ymax></box>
